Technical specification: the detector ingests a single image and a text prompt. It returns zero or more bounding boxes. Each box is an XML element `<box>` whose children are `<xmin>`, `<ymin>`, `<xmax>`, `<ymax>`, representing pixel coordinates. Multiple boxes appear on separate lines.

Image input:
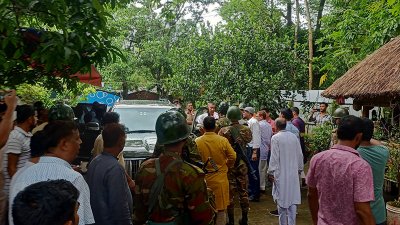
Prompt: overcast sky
<box><xmin>202</xmin><ymin>3</ymin><xmax>222</xmax><ymax>26</ymax></box>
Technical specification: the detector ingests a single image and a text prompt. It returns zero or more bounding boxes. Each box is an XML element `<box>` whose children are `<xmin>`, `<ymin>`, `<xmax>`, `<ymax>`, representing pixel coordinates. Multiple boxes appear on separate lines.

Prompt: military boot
<box><xmin>238</xmin><ymin>211</ymin><xmax>248</xmax><ymax>225</ymax></box>
<box><xmin>226</xmin><ymin>207</ymin><xmax>234</xmax><ymax>225</ymax></box>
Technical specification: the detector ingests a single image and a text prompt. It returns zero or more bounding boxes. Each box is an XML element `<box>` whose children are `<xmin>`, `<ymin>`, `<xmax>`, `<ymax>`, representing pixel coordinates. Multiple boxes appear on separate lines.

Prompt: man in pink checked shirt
<box><xmin>306</xmin><ymin>115</ymin><xmax>375</xmax><ymax>225</ymax></box>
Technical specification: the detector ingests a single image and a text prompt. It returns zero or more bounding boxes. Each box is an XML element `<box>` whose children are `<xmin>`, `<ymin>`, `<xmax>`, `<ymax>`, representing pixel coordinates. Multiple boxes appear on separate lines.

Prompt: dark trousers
<box><xmin>246</xmin><ymin>147</ymin><xmax>260</xmax><ymax>199</ymax></box>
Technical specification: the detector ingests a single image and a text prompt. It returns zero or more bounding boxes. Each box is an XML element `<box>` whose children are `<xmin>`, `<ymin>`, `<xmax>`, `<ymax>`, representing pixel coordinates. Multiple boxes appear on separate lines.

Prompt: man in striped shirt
<box><xmin>3</xmin><ymin>105</ymin><xmax>36</xmax><ymax>197</ymax></box>
<box><xmin>0</xmin><ymin>90</ymin><xmax>18</xmax><ymax>225</ymax></box>
<box><xmin>9</xmin><ymin>121</ymin><xmax>95</xmax><ymax>225</ymax></box>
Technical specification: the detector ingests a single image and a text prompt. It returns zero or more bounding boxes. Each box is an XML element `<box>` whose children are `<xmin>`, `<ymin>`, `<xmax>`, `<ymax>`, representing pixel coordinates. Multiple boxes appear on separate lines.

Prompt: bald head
<box><xmin>275</xmin><ymin>118</ymin><xmax>287</xmax><ymax>131</ymax></box>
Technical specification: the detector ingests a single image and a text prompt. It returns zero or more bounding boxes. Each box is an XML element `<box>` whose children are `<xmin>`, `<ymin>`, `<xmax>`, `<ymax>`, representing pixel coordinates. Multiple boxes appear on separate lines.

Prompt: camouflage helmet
<box><xmin>156</xmin><ymin>111</ymin><xmax>190</xmax><ymax>145</ymax></box>
<box><xmin>48</xmin><ymin>103</ymin><xmax>75</xmax><ymax>122</ymax></box>
<box><xmin>218</xmin><ymin>102</ymin><xmax>229</xmax><ymax>115</ymax></box>
<box><xmin>169</xmin><ymin>107</ymin><xmax>187</xmax><ymax>119</ymax></box>
<box><xmin>238</xmin><ymin>103</ymin><xmax>248</xmax><ymax>110</ymax></box>
<box><xmin>332</xmin><ymin>107</ymin><xmax>349</xmax><ymax>119</ymax></box>
<box><xmin>227</xmin><ymin>106</ymin><xmax>242</xmax><ymax>122</ymax></box>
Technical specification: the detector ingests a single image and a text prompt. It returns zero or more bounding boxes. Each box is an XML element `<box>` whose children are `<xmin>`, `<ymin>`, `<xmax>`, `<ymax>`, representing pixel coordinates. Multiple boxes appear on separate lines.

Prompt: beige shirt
<box><xmin>32</xmin><ymin>122</ymin><xmax>48</xmax><ymax>135</ymax></box>
<box><xmin>92</xmin><ymin>134</ymin><xmax>125</xmax><ymax>168</ymax></box>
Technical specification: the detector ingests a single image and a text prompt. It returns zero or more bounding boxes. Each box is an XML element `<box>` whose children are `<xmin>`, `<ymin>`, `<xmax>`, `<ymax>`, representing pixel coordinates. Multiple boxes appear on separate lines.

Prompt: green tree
<box><xmin>316</xmin><ymin>0</ymin><xmax>400</xmax><ymax>88</ymax></box>
<box><xmin>165</xmin><ymin>0</ymin><xmax>309</xmax><ymax>110</ymax></box>
<box><xmin>16</xmin><ymin>83</ymin><xmax>96</xmax><ymax>107</ymax></box>
<box><xmin>100</xmin><ymin>0</ymin><xmax>217</xmax><ymax>98</ymax></box>
<box><xmin>0</xmin><ymin>0</ymin><xmax>130</xmax><ymax>90</ymax></box>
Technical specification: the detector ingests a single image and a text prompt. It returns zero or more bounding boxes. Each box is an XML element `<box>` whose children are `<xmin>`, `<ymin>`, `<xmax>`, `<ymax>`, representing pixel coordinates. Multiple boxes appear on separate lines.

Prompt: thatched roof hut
<box><xmin>321</xmin><ymin>36</ymin><xmax>400</xmax><ymax>106</ymax></box>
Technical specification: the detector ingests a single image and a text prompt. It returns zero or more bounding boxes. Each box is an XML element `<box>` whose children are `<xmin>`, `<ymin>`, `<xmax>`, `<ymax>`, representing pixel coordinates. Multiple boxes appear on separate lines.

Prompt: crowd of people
<box><xmin>0</xmin><ymin>91</ymin><xmax>390</xmax><ymax>225</ymax></box>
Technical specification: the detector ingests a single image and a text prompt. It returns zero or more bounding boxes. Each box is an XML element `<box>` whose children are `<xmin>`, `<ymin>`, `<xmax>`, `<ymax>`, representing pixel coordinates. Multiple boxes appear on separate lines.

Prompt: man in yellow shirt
<box><xmin>195</xmin><ymin>116</ymin><xmax>236</xmax><ymax>225</ymax></box>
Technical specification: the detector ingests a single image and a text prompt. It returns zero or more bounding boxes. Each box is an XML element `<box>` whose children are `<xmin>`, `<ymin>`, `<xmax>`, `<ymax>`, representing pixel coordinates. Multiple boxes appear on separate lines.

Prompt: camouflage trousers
<box><xmin>207</xmin><ymin>188</ymin><xmax>218</xmax><ymax>223</ymax></box>
<box><xmin>227</xmin><ymin>162</ymin><xmax>249</xmax><ymax>212</ymax></box>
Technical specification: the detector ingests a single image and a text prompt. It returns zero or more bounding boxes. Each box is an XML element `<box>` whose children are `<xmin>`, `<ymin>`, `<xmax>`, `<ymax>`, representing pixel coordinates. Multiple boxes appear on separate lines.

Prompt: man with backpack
<box><xmin>134</xmin><ymin>111</ymin><xmax>214</xmax><ymax>225</ymax></box>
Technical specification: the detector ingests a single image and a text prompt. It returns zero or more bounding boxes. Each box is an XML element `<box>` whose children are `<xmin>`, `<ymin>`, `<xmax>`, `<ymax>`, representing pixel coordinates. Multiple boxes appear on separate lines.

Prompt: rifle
<box><xmin>229</xmin><ymin>126</ymin><xmax>258</xmax><ymax>181</ymax></box>
<box><xmin>182</xmin><ymin>147</ymin><xmax>205</xmax><ymax>170</ymax></box>
<box><xmin>182</xmin><ymin>146</ymin><xmax>220</xmax><ymax>174</ymax></box>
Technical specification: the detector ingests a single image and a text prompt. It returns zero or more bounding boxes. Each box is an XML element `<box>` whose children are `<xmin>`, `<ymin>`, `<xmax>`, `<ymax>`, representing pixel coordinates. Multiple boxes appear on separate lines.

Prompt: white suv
<box><xmin>111</xmin><ymin>100</ymin><xmax>173</xmax><ymax>177</ymax></box>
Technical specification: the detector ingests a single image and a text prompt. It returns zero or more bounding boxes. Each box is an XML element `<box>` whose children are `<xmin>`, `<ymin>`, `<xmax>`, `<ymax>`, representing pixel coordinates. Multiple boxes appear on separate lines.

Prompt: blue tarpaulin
<box><xmin>82</xmin><ymin>90</ymin><xmax>120</xmax><ymax>107</ymax></box>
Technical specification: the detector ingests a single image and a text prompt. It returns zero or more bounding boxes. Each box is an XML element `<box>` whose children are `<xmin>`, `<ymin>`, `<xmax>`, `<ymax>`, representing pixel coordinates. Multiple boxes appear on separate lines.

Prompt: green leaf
<box><xmin>64</xmin><ymin>46</ymin><xmax>71</xmax><ymax>59</ymax></box>
<box><xmin>12</xmin><ymin>49</ymin><xmax>22</xmax><ymax>59</ymax></box>
<box><xmin>28</xmin><ymin>0</ymin><xmax>39</xmax><ymax>9</ymax></box>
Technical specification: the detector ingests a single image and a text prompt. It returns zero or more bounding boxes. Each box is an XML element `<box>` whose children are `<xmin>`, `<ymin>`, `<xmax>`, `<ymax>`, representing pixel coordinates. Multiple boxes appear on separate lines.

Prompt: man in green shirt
<box><xmin>357</xmin><ymin>118</ymin><xmax>389</xmax><ymax>225</ymax></box>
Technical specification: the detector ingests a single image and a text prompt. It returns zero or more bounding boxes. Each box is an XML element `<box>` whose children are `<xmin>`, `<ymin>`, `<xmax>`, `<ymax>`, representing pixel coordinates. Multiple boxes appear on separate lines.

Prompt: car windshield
<box><xmin>113</xmin><ymin>107</ymin><xmax>170</xmax><ymax>132</ymax></box>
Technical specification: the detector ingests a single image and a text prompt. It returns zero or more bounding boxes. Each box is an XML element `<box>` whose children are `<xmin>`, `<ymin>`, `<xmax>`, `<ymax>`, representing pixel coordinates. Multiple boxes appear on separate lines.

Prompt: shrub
<box><xmin>304</xmin><ymin>123</ymin><xmax>333</xmax><ymax>157</ymax></box>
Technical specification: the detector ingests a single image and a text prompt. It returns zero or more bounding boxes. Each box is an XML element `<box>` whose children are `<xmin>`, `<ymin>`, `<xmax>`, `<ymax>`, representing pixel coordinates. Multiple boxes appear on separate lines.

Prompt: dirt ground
<box><xmin>233</xmin><ymin>187</ymin><xmax>312</xmax><ymax>225</ymax></box>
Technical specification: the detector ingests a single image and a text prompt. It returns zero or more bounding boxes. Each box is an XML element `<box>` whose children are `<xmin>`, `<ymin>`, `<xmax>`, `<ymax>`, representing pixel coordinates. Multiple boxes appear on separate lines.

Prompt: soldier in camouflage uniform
<box><xmin>216</xmin><ymin>102</ymin><xmax>230</xmax><ymax>133</ymax></box>
<box><xmin>48</xmin><ymin>103</ymin><xmax>76</xmax><ymax>122</ymax></box>
<box><xmin>330</xmin><ymin>108</ymin><xmax>349</xmax><ymax>147</ymax></box>
<box><xmin>32</xmin><ymin>103</ymin><xmax>75</xmax><ymax>134</ymax></box>
<box><xmin>134</xmin><ymin>111</ymin><xmax>215</xmax><ymax>225</ymax></box>
<box><xmin>218</xmin><ymin>106</ymin><xmax>252</xmax><ymax>225</ymax></box>
<box><xmin>153</xmin><ymin>108</ymin><xmax>203</xmax><ymax>166</ymax></box>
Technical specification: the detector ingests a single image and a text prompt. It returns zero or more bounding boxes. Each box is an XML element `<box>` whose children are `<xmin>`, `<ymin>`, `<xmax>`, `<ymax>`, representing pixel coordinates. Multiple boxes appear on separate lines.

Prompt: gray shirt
<box><xmin>87</xmin><ymin>152</ymin><xmax>133</xmax><ymax>225</ymax></box>
<box><xmin>285</xmin><ymin>121</ymin><xmax>300</xmax><ymax>139</ymax></box>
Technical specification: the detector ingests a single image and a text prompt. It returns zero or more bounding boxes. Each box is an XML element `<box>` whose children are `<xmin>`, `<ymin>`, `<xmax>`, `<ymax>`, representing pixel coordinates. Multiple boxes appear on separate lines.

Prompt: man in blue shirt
<box><xmin>87</xmin><ymin>123</ymin><xmax>133</xmax><ymax>225</ymax></box>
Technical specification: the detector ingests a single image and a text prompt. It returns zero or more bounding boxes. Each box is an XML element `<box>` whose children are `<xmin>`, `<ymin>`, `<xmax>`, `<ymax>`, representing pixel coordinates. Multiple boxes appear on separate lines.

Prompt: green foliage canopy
<box><xmin>316</xmin><ymin>0</ymin><xmax>400</xmax><ymax>88</ymax></box>
<box><xmin>0</xmin><ymin>0</ymin><xmax>130</xmax><ymax>90</ymax></box>
<box><xmin>16</xmin><ymin>83</ymin><xmax>96</xmax><ymax>107</ymax></box>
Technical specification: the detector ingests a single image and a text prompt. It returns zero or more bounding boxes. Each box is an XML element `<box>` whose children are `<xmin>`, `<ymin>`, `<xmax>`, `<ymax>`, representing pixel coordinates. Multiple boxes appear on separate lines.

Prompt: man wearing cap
<box><xmin>243</xmin><ymin>107</ymin><xmax>261</xmax><ymax>202</ymax></box>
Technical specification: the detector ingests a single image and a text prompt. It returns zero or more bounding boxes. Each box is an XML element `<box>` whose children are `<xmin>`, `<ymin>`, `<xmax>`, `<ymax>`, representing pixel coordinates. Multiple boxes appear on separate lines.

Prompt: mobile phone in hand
<box><xmin>0</xmin><ymin>91</ymin><xmax>9</xmax><ymax>102</ymax></box>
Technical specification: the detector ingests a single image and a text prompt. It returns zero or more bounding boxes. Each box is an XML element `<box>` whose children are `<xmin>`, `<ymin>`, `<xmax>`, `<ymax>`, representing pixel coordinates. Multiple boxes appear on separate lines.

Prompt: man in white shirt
<box><xmin>243</xmin><ymin>107</ymin><xmax>261</xmax><ymax>202</ymax></box>
<box><xmin>196</xmin><ymin>102</ymin><xmax>219</xmax><ymax>125</ymax></box>
<box><xmin>270</xmin><ymin>108</ymin><xmax>301</xmax><ymax>217</ymax></box>
<box><xmin>268</xmin><ymin>118</ymin><xmax>303</xmax><ymax>225</ymax></box>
